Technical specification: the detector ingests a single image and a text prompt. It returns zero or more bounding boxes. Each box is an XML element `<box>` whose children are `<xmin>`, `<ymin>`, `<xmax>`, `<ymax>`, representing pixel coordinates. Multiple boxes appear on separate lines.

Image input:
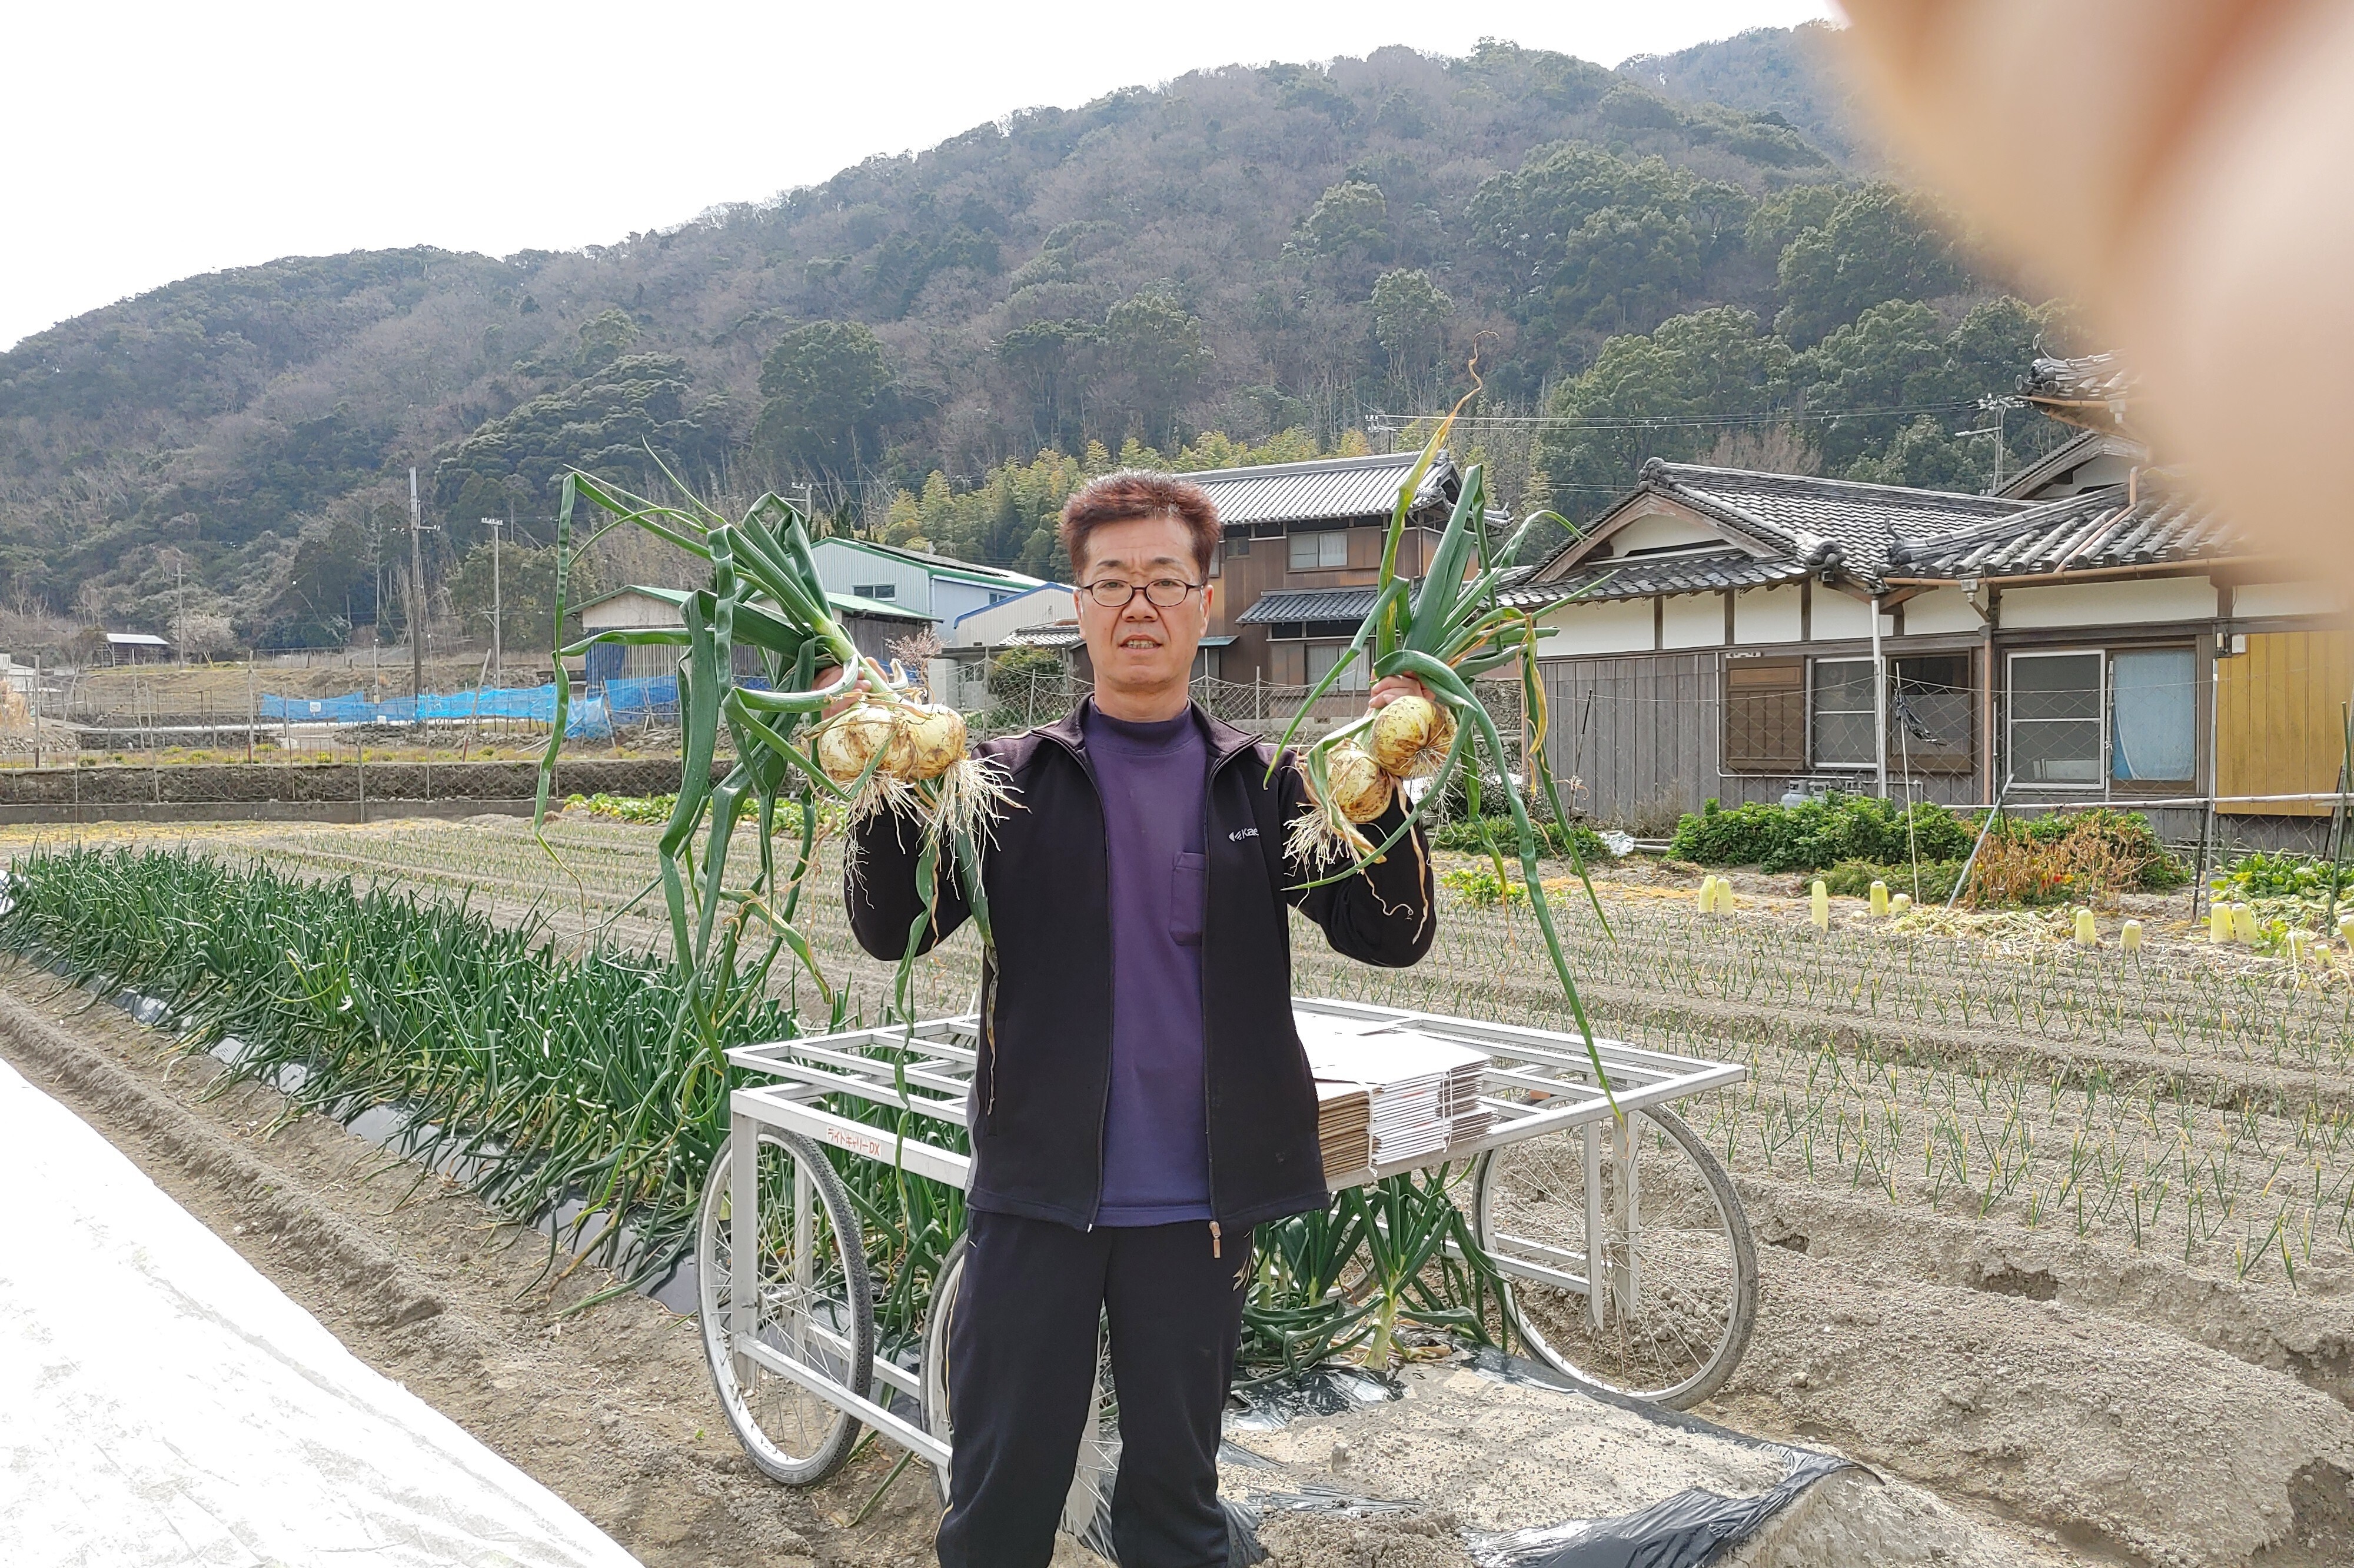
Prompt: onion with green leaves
<box><xmin>1273</xmin><ymin>399</ymin><xmax>1619</xmax><ymax>1108</ymax></box>
<box><xmin>531</xmin><ymin>467</ymin><xmax>1006</xmax><ymax>1040</ymax></box>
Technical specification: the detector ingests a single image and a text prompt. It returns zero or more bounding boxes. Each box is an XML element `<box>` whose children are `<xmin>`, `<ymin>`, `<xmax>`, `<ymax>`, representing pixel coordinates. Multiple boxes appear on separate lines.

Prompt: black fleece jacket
<box><xmin>845</xmin><ymin>703</ymin><xmax>1434</xmax><ymax>1233</ymax></box>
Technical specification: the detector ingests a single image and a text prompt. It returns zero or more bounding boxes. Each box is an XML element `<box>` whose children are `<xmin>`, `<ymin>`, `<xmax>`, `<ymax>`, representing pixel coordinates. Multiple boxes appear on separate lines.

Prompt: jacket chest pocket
<box><xmin>1171</xmin><ymin>851</ymin><xmax>1206</xmax><ymax>947</ymax></box>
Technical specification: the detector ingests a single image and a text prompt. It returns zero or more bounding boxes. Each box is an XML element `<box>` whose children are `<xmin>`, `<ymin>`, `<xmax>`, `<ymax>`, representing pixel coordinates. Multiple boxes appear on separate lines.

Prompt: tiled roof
<box><xmin>2021</xmin><ymin>353</ymin><xmax>2139</xmax><ymax>435</ymax></box>
<box><xmin>1004</xmin><ymin>622</ymin><xmax>1084</xmax><ymax>648</ymax></box>
<box><xmin>2023</xmin><ymin>352</ymin><xmax>2135</xmax><ymax>406</ymax></box>
<box><xmin>1501</xmin><ymin>550</ymin><xmax>1807</xmax><ymax>606</ymax></box>
<box><xmin>1885</xmin><ymin>475</ymin><xmax>2242</xmax><ymax>579</ymax></box>
<box><xmin>1234</xmin><ymin>585</ymin><xmax>1390</xmax><ymax>626</ymax></box>
<box><xmin>1994</xmin><ymin>427</ymin><xmax>2144</xmax><ymax>500</ymax></box>
<box><xmin>1526</xmin><ymin>461</ymin><xmax>2024</xmax><ymax>594</ymax></box>
<box><xmin>1189</xmin><ymin>450</ymin><xmax>1455</xmax><ymax>528</ymax></box>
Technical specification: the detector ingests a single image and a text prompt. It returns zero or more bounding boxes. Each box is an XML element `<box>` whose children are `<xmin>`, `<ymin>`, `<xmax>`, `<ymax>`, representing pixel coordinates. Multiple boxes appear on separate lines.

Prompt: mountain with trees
<box><xmin>1617</xmin><ymin>22</ymin><xmax>1869</xmax><ymax>169</ymax></box>
<box><xmin>0</xmin><ymin>28</ymin><xmax>2064</xmax><ymax>652</ymax></box>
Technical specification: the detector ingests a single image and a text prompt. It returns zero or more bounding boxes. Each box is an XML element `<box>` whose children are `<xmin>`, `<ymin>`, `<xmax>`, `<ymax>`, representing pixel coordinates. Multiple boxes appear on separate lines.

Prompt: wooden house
<box><xmin>1190</xmin><ymin>450</ymin><xmax>1473</xmax><ymax>687</ymax></box>
<box><xmin>1505</xmin><ymin>357</ymin><xmax>2348</xmax><ymax>844</ymax></box>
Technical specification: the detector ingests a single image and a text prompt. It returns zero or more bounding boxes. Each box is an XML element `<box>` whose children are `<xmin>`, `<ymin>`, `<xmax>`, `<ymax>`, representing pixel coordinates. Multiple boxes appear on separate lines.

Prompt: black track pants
<box><xmin>935</xmin><ymin>1209</ymin><xmax>1252</xmax><ymax>1568</ymax></box>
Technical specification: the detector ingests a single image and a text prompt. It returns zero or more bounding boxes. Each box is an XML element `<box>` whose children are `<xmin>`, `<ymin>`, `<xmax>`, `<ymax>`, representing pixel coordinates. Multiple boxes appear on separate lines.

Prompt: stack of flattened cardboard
<box><xmin>1295</xmin><ymin>1012</ymin><xmax>1492</xmax><ymax>1172</ymax></box>
<box><xmin>1314</xmin><ymin>1078</ymin><xmax>1371</xmax><ymax>1182</ymax></box>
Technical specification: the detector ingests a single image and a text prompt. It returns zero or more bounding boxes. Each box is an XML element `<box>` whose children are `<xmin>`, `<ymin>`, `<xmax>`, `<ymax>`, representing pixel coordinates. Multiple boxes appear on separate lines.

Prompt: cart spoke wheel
<box><xmin>921</xmin><ymin>1238</ymin><xmax>1122</xmax><ymax>1553</ymax></box>
<box><xmin>1475</xmin><ymin>1104</ymin><xmax>1756</xmax><ymax>1409</ymax></box>
<box><xmin>697</xmin><ymin>1130</ymin><xmax>875</xmax><ymax>1485</ymax></box>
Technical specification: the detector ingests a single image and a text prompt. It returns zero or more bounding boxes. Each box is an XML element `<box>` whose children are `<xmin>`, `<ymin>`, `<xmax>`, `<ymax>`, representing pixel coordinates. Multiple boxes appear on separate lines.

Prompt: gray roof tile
<box><xmin>1523</xmin><ymin>461</ymin><xmax>2024</xmax><ymax>598</ymax></box>
<box><xmin>2023</xmin><ymin>352</ymin><xmax>2136</xmax><ymax>405</ymax></box>
<box><xmin>1502</xmin><ymin>550</ymin><xmax>1808</xmax><ymax>605</ymax></box>
<box><xmin>1233</xmin><ymin>585</ymin><xmax>1389</xmax><ymax>626</ymax></box>
<box><xmin>1188</xmin><ymin>450</ymin><xmax>1455</xmax><ymax>528</ymax></box>
<box><xmin>1885</xmin><ymin>474</ymin><xmax>2240</xmax><ymax>578</ymax></box>
<box><xmin>1005</xmin><ymin>622</ymin><xmax>1085</xmax><ymax>648</ymax></box>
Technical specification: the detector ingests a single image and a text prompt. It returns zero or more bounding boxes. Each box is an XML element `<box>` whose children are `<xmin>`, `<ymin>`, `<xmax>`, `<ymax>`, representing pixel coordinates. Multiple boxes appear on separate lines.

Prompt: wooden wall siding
<box><xmin>2217</xmin><ymin>631</ymin><xmax>2354</xmax><ymax>817</ymax></box>
<box><xmin>1541</xmin><ymin>653</ymin><xmax>1718</xmax><ymax>832</ymax></box>
<box><xmin>1541</xmin><ymin>651</ymin><xmax>1987</xmax><ymax>830</ymax></box>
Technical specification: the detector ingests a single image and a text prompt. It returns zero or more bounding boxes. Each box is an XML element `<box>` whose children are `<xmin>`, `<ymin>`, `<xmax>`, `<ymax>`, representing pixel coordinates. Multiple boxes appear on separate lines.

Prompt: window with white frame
<box><xmin>1289</xmin><ymin>529</ymin><xmax>1351</xmax><ymax>571</ymax></box>
<box><xmin>1810</xmin><ymin>658</ymin><xmax>1877</xmax><ymax>767</ymax></box>
<box><xmin>2008</xmin><ymin>650</ymin><xmax>2105</xmax><ymax>784</ymax></box>
<box><xmin>1305</xmin><ymin>641</ymin><xmax>1368</xmax><ymax>691</ymax></box>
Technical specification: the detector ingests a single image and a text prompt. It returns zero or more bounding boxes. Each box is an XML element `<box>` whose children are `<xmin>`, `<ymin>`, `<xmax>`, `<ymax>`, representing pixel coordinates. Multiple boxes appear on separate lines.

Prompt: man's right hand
<box><xmin>810</xmin><ymin>664</ymin><xmax>866</xmax><ymax>722</ymax></box>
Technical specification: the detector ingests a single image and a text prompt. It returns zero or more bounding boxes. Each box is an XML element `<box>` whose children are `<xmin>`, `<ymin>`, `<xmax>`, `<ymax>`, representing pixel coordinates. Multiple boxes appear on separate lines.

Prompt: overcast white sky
<box><xmin>0</xmin><ymin>1</ymin><xmax>1838</xmax><ymax>351</ymax></box>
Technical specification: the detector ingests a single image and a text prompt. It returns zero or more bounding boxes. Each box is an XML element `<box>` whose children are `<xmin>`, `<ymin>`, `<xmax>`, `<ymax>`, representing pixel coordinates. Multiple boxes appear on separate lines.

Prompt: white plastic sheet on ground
<box><xmin>0</xmin><ymin>1057</ymin><xmax>644</xmax><ymax>1568</ymax></box>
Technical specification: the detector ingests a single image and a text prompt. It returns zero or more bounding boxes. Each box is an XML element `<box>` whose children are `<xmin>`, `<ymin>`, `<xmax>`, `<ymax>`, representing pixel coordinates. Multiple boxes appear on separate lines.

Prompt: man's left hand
<box><xmin>1366</xmin><ymin>674</ymin><xmax>1429</xmax><ymax>713</ymax></box>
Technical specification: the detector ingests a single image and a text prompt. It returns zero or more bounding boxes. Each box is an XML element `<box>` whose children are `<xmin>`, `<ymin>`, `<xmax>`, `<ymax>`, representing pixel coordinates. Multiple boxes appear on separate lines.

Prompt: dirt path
<box><xmin>0</xmin><ymin>960</ymin><xmax>2070</xmax><ymax>1568</ymax></box>
<box><xmin>0</xmin><ymin>965</ymin><xmax>950</xmax><ymax>1568</ymax></box>
<box><xmin>1694</xmin><ymin>1161</ymin><xmax>2354</xmax><ymax>1567</ymax></box>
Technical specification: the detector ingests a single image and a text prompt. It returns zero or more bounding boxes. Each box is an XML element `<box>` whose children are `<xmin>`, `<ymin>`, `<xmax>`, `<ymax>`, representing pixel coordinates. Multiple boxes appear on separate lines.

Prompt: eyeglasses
<box><xmin>1080</xmin><ymin>577</ymin><xmax>1201</xmax><ymax>610</ymax></box>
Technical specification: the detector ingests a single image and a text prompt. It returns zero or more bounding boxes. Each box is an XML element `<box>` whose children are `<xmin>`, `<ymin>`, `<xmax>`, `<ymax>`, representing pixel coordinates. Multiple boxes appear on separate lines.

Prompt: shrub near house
<box><xmin>1670</xmin><ymin>795</ymin><xmax>2185</xmax><ymax>906</ymax></box>
<box><xmin>1670</xmin><ymin>793</ymin><xmax>1971</xmax><ymax>873</ymax></box>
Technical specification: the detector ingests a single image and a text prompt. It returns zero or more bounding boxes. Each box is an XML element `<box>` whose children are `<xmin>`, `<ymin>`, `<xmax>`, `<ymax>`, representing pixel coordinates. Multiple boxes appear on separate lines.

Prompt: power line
<box><xmin>1367</xmin><ymin>400</ymin><xmax>1984</xmax><ymax>432</ymax></box>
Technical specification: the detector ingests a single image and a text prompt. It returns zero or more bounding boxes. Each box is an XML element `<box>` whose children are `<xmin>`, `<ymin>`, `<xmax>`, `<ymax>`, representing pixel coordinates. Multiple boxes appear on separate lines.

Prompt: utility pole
<box><xmin>409</xmin><ymin>468</ymin><xmax>428</xmax><ymax>737</ymax></box>
<box><xmin>174</xmin><ymin>560</ymin><xmax>185</xmax><ymax>668</ymax></box>
<box><xmin>483</xmin><ymin>516</ymin><xmax>504</xmax><ymax>688</ymax></box>
<box><xmin>1958</xmin><ymin>394</ymin><xmax>2026</xmax><ymax>495</ymax></box>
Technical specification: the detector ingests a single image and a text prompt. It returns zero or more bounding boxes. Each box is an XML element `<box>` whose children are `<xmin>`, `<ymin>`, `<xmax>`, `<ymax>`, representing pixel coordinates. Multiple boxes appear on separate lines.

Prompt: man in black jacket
<box><xmin>842</xmin><ymin>471</ymin><xmax>1433</xmax><ymax>1568</ymax></box>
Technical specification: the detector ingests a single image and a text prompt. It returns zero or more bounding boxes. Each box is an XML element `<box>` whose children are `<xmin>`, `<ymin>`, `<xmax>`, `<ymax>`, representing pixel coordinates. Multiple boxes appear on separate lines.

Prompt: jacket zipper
<box><xmin>1198</xmin><ymin>735</ymin><xmax>1258</xmax><ymax>1251</ymax></box>
<box><xmin>1044</xmin><ymin>711</ymin><xmax>1261</xmax><ymax>1235</ymax></box>
<box><xmin>1042</xmin><ymin>723</ymin><xmax>1116</xmax><ymax>1230</ymax></box>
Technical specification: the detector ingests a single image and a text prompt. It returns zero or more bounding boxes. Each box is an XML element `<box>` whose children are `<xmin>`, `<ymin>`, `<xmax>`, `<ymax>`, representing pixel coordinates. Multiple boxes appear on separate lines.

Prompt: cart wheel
<box><xmin>696</xmin><ymin>1129</ymin><xmax>875</xmax><ymax>1484</ymax></box>
<box><xmin>1474</xmin><ymin>1103</ymin><xmax>1755</xmax><ymax>1409</ymax></box>
<box><xmin>920</xmin><ymin>1236</ymin><xmax>1123</xmax><ymax>1553</ymax></box>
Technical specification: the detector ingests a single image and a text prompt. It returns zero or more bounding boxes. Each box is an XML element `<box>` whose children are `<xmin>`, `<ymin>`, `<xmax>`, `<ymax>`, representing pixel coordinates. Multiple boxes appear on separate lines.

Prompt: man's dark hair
<box><xmin>1059</xmin><ymin>471</ymin><xmax>1221</xmax><ymax>580</ymax></box>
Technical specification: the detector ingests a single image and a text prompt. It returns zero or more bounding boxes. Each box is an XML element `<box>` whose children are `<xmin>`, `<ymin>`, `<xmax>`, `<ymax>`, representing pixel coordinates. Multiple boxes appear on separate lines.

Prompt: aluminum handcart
<box><xmin>693</xmin><ymin>999</ymin><xmax>1756</xmax><ymax>1526</ymax></box>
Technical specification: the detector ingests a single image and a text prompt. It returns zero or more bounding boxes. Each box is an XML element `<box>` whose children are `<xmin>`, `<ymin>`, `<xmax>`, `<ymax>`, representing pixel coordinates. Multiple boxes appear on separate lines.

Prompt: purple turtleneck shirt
<box><xmin>1082</xmin><ymin>700</ymin><xmax>1213</xmax><ymax>1226</ymax></box>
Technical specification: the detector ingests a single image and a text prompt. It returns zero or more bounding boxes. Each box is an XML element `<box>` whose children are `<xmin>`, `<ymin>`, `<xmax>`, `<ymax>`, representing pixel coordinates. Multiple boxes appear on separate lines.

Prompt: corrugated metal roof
<box><xmin>820</xmin><ymin>537</ymin><xmax>1043</xmax><ymax>588</ymax></box>
<box><xmin>1885</xmin><ymin>475</ymin><xmax>2242</xmax><ymax>578</ymax></box>
<box><xmin>1233</xmin><ymin>585</ymin><xmax>1390</xmax><ymax>626</ymax></box>
<box><xmin>583</xmin><ymin>582</ymin><xmax>933</xmax><ymax>625</ymax></box>
<box><xmin>1189</xmin><ymin>451</ymin><xmax>1455</xmax><ymax>528</ymax></box>
<box><xmin>830</xmin><ymin>590</ymin><xmax>935</xmax><ymax>622</ymax></box>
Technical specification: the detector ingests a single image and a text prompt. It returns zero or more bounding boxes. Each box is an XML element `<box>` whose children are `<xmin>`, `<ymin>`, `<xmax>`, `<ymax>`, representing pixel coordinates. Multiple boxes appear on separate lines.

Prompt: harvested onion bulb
<box><xmin>900</xmin><ymin>703</ymin><xmax>968</xmax><ymax>783</ymax></box>
<box><xmin>1323</xmin><ymin>743</ymin><xmax>1394</xmax><ymax>824</ymax></box>
<box><xmin>816</xmin><ymin>703</ymin><xmax>904</xmax><ymax>784</ymax></box>
<box><xmin>1367</xmin><ymin>694</ymin><xmax>1457</xmax><ymax>780</ymax></box>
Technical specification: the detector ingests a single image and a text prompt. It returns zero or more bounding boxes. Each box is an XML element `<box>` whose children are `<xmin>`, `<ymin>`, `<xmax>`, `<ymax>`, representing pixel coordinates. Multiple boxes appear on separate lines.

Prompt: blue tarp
<box><xmin>257</xmin><ymin>685</ymin><xmax>613</xmax><ymax>739</ymax></box>
<box><xmin>603</xmin><ymin>675</ymin><xmax>680</xmax><ymax>725</ymax></box>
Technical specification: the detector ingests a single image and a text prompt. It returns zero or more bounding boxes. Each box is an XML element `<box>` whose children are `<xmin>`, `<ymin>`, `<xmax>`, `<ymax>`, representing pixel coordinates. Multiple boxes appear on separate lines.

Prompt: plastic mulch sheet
<box><xmin>0</xmin><ymin>1056</ymin><xmax>644</xmax><ymax>1568</ymax></box>
<box><xmin>1217</xmin><ymin>1349</ymin><xmax>1852</xmax><ymax>1568</ymax></box>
